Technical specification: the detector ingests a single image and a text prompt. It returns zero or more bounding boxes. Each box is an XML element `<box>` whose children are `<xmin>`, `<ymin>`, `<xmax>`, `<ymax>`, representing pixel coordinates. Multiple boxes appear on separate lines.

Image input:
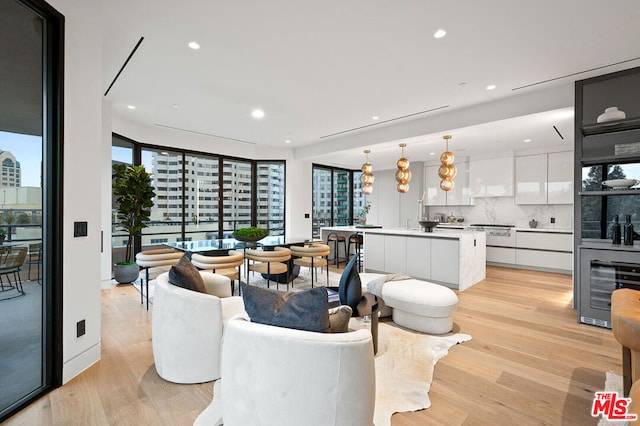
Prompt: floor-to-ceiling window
<box><xmin>256</xmin><ymin>161</ymin><xmax>285</xmax><ymax>235</ymax></box>
<box><xmin>312</xmin><ymin>164</ymin><xmax>361</xmax><ymax>237</ymax></box>
<box><xmin>0</xmin><ymin>0</ymin><xmax>63</xmax><ymax>420</ymax></box>
<box><xmin>112</xmin><ymin>135</ymin><xmax>286</xmax><ymax>253</ymax></box>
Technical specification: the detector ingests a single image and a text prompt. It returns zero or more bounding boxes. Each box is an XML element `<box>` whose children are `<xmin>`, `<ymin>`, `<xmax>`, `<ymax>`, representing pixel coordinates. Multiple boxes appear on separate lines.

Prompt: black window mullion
<box><xmin>181</xmin><ymin>152</ymin><xmax>186</xmax><ymax>241</ymax></box>
<box><xmin>217</xmin><ymin>157</ymin><xmax>224</xmax><ymax>239</ymax></box>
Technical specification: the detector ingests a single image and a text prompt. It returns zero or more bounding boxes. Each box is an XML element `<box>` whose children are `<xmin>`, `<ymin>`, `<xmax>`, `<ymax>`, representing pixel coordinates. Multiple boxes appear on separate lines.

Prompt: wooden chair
<box><xmin>244</xmin><ymin>247</ymin><xmax>292</xmax><ymax>290</ymax></box>
<box><xmin>191</xmin><ymin>250</ymin><xmax>244</xmax><ymax>295</ymax></box>
<box><xmin>0</xmin><ymin>246</ymin><xmax>28</xmax><ymax>295</ymax></box>
<box><xmin>290</xmin><ymin>243</ymin><xmax>330</xmax><ymax>287</ymax></box>
<box><xmin>26</xmin><ymin>242</ymin><xmax>42</xmax><ymax>283</ymax></box>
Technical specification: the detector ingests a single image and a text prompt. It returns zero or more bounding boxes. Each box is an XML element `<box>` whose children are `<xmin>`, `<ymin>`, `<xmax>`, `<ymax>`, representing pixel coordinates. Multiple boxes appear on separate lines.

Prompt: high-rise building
<box><xmin>150</xmin><ymin>152</ymin><xmax>284</xmax><ymax>237</ymax></box>
<box><xmin>0</xmin><ymin>150</ymin><xmax>21</xmax><ymax>188</ymax></box>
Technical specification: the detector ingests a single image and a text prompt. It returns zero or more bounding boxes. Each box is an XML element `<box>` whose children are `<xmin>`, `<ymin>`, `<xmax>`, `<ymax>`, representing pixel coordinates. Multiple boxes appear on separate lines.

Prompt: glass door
<box><xmin>0</xmin><ymin>0</ymin><xmax>63</xmax><ymax>419</ymax></box>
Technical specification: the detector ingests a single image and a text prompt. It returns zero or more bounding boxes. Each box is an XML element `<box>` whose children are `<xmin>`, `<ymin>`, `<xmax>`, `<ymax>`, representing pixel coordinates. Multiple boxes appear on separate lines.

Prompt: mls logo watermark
<box><xmin>592</xmin><ymin>391</ymin><xmax>638</xmax><ymax>422</ymax></box>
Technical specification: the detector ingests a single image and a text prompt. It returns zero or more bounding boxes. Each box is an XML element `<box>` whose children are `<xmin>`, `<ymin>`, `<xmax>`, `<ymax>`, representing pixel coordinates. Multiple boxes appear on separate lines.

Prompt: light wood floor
<box><xmin>3</xmin><ymin>266</ymin><xmax>620</xmax><ymax>425</ymax></box>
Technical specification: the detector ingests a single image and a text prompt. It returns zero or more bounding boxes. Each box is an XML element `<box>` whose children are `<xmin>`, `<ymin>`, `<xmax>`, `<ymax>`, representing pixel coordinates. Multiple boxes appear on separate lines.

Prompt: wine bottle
<box><xmin>623</xmin><ymin>215</ymin><xmax>634</xmax><ymax>246</ymax></box>
<box><xmin>612</xmin><ymin>215</ymin><xmax>621</xmax><ymax>244</ymax></box>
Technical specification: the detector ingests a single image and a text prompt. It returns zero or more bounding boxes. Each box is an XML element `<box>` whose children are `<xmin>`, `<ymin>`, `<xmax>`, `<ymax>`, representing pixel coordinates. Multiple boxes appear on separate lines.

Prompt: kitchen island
<box><xmin>321</xmin><ymin>226</ymin><xmax>486</xmax><ymax>291</ymax></box>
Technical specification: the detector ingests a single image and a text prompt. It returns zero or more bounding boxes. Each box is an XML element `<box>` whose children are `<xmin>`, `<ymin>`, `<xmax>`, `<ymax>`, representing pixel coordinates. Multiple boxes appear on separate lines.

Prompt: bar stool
<box><xmin>326</xmin><ymin>232</ymin><xmax>347</xmax><ymax>266</ymax></box>
<box><xmin>347</xmin><ymin>233</ymin><xmax>363</xmax><ymax>272</ymax></box>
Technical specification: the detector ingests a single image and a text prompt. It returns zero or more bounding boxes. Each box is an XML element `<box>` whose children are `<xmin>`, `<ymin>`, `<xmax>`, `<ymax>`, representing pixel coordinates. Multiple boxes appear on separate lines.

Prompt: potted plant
<box><xmin>358</xmin><ymin>201</ymin><xmax>371</xmax><ymax>225</ymax></box>
<box><xmin>112</xmin><ymin>164</ymin><xmax>156</xmax><ymax>284</ymax></box>
<box><xmin>0</xmin><ymin>229</ymin><xmax>6</xmax><ymax>245</ymax></box>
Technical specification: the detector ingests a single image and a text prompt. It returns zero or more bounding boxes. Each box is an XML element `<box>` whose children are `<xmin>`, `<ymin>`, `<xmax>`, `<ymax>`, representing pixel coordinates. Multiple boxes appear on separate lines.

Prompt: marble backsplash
<box><xmin>426</xmin><ymin>198</ymin><xmax>574</xmax><ymax>230</ymax></box>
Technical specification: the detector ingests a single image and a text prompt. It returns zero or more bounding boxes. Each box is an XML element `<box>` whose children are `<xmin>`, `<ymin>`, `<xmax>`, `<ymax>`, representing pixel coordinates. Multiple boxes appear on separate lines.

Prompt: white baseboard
<box><xmin>101</xmin><ymin>278</ymin><xmax>114</xmax><ymax>290</ymax></box>
<box><xmin>62</xmin><ymin>342</ymin><xmax>101</xmax><ymax>384</ymax></box>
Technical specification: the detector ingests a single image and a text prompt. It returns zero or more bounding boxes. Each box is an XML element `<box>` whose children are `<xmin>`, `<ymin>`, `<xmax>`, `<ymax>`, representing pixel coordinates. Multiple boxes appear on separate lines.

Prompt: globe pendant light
<box><xmin>395</xmin><ymin>143</ymin><xmax>411</xmax><ymax>193</ymax></box>
<box><xmin>360</xmin><ymin>149</ymin><xmax>374</xmax><ymax>195</ymax></box>
<box><xmin>438</xmin><ymin>135</ymin><xmax>456</xmax><ymax>191</ymax></box>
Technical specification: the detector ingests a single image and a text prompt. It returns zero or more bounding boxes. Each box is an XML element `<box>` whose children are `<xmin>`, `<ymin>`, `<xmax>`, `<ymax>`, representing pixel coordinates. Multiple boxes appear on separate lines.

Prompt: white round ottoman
<box><xmin>381</xmin><ymin>279</ymin><xmax>458</xmax><ymax>334</ymax></box>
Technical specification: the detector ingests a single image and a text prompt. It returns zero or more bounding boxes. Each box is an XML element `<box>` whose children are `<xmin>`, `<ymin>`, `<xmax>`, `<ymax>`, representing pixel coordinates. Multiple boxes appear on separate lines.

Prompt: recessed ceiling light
<box><xmin>429</xmin><ymin>152</ymin><xmax>435</xmax><ymax>156</ymax></box>
<box><xmin>188</xmin><ymin>41</ymin><xmax>200</xmax><ymax>50</ymax></box>
<box><xmin>285</xmin><ymin>140</ymin><xmax>291</xmax><ymax>144</ymax></box>
<box><xmin>127</xmin><ymin>105</ymin><xmax>136</xmax><ymax>110</ymax></box>
<box><xmin>251</xmin><ymin>109</ymin><xmax>265</xmax><ymax>119</ymax></box>
<box><xmin>434</xmin><ymin>29</ymin><xmax>446</xmax><ymax>39</ymax></box>
<box><xmin>173</xmin><ymin>104</ymin><xmax>180</xmax><ymax>108</ymax></box>
<box><xmin>486</xmin><ymin>84</ymin><xmax>496</xmax><ymax>90</ymax></box>
<box><xmin>524</xmin><ymin>139</ymin><xmax>532</xmax><ymax>143</ymax></box>
<box><xmin>372</xmin><ymin>116</ymin><xmax>379</xmax><ymax>120</ymax></box>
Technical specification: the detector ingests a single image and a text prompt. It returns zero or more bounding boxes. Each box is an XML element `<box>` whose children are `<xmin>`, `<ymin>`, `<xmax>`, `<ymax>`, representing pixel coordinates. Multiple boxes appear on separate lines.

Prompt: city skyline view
<box><xmin>0</xmin><ymin>131</ymin><xmax>42</xmax><ymax>188</ymax></box>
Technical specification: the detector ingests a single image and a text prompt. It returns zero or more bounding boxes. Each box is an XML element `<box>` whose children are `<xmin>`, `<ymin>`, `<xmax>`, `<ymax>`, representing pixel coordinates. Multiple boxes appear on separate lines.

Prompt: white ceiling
<box><xmin>102</xmin><ymin>0</ymin><xmax>640</xmax><ymax>170</ymax></box>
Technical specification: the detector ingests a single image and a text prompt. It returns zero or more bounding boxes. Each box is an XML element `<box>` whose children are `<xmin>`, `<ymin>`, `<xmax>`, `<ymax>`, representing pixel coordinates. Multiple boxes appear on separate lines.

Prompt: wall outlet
<box><xmin>550</xmin><ymin>217</ymin><xmax>556</xmax><ymax>224</ymax></box>
<box><xmin>77</xmin><ymin>319</ymin><xmax>86</xmax><ymax>337</ymax></box>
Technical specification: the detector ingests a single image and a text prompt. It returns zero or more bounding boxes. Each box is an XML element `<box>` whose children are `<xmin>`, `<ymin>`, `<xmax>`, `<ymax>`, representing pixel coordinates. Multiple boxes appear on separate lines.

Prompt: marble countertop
<box><xmin>321</xmin><ymin>226</ymin><xmax>482</xmax><ymax>239</ymax></box>
<box><xmin>435</xmin><ymin>223</ymin><xmax>573</xmax><ymax>233</ymax></box>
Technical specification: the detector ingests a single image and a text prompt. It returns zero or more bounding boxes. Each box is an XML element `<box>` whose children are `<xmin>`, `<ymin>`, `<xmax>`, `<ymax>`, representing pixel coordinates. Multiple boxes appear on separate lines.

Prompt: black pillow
<box><xmin>241</xmin><ymin>283</ymin><xmax>331</xmax><ymax>332</ymax></box>
<box><xmin>338</xmin><ymin>255</ymin><xmax>362</xmax><ymax>316</ymax></box>
<box><xmin>169</xmin><ymin>255</ymin><xmax>207</xmax><ymax>293</ymax></box>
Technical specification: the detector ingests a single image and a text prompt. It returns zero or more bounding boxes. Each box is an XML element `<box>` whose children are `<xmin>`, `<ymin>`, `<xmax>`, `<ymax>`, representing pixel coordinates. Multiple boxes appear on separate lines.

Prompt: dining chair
<box><xmin>191</xmin><ymin>250</ymin><xmax>245</xmax><ymax>295</ymax></box>
<box><xmin>0</xmin><ymin>246</ymin><xmax>28</xmax><ymax>295</ymax></box>
<box><xmin>244</xmin><ymin>247</ymin><xmax>292</xmax><ymax>290</ymax></box>
<box><xmin>135</xmin><ymin>248</ymin><xmax>184</xmax><ymax>309</ymax></box>
<box><xmin>27</xmin><ymin>242</ymin><xmax>42</xmax><ymax>283</ymax></box>
<box><xmin>289</xmin><ymin>243</ymin><xmax>330</xmax><ymax>287</ymax></box>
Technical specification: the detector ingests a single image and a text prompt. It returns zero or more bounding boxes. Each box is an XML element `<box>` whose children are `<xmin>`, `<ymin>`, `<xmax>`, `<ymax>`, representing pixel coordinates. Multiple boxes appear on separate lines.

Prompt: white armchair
<box><xmin>194</xmin><ymin>315</ymin><xmax>376</xmax><ymax>426</ymax></box>
<box><xmin>152</xmin><ymin>271</ymin><xmax>245</xmax><ymax>384</ymax></box>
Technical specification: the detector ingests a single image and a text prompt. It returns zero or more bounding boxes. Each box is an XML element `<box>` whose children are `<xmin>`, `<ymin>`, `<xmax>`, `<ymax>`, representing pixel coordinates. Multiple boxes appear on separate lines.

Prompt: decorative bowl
<box><xmin>597</xmin><ymin>107</ymin><xmax>626</xmax><ymax>123</ymax></box>
<box><xmin>419</xmin><ymin>221</ymin><xmax>440</xmax><ymax>232</ymax></box>
<box><xmin>602</xmin><ymin>179</ymin><xmax>640</xmax><ymax>188</ymax></box>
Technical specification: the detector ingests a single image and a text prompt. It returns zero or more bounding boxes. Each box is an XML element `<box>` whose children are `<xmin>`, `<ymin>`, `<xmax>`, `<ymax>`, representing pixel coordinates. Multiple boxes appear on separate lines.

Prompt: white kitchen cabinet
<box><xmin>486</xmin><ymin>246</ymin><xmax>516</xmax><ymax>264</ymax></box>
<box><xmin>425</xmin><ymin>162</ymin><xmax>471</xmax><ymax>206</ymax></box>
<box><xmin>385</xmin><ymin>235</ymin><xmax>407</xmax><ymax>273</ymax></box>
<box><xmin>430</xmin><ymin>238</ymin><xmax>459</xmax><ymax>284</ymax></box>
<box><xmin>514</xmin><ymin>230</ymin><xmax>573</xmax><ymax>273</ymax></box>
<box><xmin>406</xmin><ymin>236</ymin><xmax>431</xmax><ymax>278</ymax></box>
<box><xmin>515</xmin><ymin>154</ymin><xmax>547</xmax><ymax>204</ymax></box>
<box><xmin>515</xmin><ymin>250</ymin><xmax>572</xmax><ymax>271</ymax></box>
<box><xmin>362</xmin><ymin>229</ymin><xmax>485</xmax><ymax>290</ymax></box>
<box><xmin>547</xmin><ymin>151</ymin><xmax>573</xmax><ymax>204</ymax></box>
<box><xmin>425</xmin><ymin>165</ymin><xmax>447</xmax><ymax>206</ymax></box>
<box><xmin>469</xmin><ymin>157</ymin><xmax>514</xmax><ymax>197</ymax></box>
<box><xmin>364</xmin><ymin>233</ymin><xmax>385</xmax><ymax>270</ymax></box>
<box><xmin>515</xmin><ymin>151</ymin><xmax>573</xmax><ymax>205</ymax></box>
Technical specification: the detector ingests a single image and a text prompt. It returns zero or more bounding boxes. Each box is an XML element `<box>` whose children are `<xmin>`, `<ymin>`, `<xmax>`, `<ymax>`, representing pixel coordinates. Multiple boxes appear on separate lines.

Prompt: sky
<box><xmin>0</xmin><ymin>131</ymin><xmax>42</xmax><ymax>187</ymax></box>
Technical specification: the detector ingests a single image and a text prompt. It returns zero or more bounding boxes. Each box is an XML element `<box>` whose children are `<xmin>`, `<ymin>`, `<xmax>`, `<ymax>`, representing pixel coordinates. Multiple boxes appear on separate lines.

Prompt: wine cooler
<box><xmin>578</xmin><ymin>246</ymin><xmax>640</xmax><ymax>328</ymax></box>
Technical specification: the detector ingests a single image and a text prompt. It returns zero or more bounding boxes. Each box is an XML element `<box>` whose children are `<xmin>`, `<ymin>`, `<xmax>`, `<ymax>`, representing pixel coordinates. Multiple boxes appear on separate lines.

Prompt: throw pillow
<box><xmin>338</xmin><ymin>255</ymin><xmax>362</xmax><ymax>316</ymax></box>
<box><xmin>328</xmin><ymin>305</ymin><xmax>352</xmax><ymax>333</ymax></box>
<box><xmin>169</xmin><ymin>255</ymin><xmax>207</xmax><ymax>293</ymax></box>
<box><xmin>241</xmin><ymin>283</ymin><xmax>330</xmax><ymax>332</ymax></box>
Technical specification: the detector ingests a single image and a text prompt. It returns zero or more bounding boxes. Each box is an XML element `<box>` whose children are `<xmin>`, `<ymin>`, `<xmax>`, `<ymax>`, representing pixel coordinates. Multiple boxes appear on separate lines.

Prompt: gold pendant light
<box><xmin>361</xmin><ymin>149</ymin><xmax>374</xmax><ymax>195</ymax></box>
<box><xmin>395</xmin><ymin>143</ymin><xmax>411</xmax><ymax>193</ymax></box>
<box><xmin>438</xmin><ymin>135</ymin><xmax>456</xmax><ymax>191</ymax></box>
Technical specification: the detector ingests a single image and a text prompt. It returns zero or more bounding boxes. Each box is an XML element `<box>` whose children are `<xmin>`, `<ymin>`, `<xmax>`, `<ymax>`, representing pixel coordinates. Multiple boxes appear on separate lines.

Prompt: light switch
<box><xmin>74</xmin><ymin>221</ymin><xmax>88</xmax><ymax>237</ymax></box>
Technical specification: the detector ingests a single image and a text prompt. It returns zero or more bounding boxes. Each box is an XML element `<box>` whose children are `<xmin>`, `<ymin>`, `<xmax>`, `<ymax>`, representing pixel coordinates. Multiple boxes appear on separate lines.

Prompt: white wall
<box><xmin>48</xmin><ymin>0</ymin><xmax>103</xmax><ymax>383</ymax></box>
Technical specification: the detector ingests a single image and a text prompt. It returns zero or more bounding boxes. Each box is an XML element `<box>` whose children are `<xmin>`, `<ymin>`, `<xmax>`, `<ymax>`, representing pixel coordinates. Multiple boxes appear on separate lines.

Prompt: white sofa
<box><xmin>194</xmin><ymin>315</ymin><xmax>376</xmax><ymax>426</ymax></box>
<box><xmin>152</xmin><ymin>271</ymin><xmax>245</xmax><ymax>384</ymax></box>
